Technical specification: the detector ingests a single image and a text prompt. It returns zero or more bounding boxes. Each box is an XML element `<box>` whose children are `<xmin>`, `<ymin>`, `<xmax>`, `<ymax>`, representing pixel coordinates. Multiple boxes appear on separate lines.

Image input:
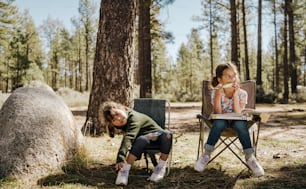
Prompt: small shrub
<box><xmin>0</xmin><ymin>178</ymin><xmax>21</xmax><ymax>188</ymax></box>
<box><xmin>62</xmin><ymin>145</ymin><xmax>89</xmax><ymax>174</ymax></box>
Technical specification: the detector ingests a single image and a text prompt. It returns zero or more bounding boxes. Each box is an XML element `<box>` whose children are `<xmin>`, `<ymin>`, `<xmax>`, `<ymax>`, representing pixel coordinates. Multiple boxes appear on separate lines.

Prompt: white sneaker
<box><xmin>149</xmin><ymin>165</ymin><xmax>166</xmax><ymax>182</ymax></box>
<box><xmin>115</xmin><ymin>169</ymin><xmax>129</xmax><ymax>185</ymax></box>
<box><xmin>247</xmin><ymin>155</ymin><xmax>264</xmax><ymax>177</ymax></box>
<box><xmin>194</xmin><ymin>154</ymin><xmax>210</xmax><ymax>172</ymax></box>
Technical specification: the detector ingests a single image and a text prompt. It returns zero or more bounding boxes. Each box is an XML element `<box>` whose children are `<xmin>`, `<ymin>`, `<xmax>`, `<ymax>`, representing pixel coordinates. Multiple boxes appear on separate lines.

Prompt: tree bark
<box><xmin>288</xmin><ymin>0</ymin><xmax>297</xmax><ymax>93</ymax></box>
<box><xmin>256</xmin><ymin>0</ymin><xmax>262</xmax><ymax>86</ymax></box>
<box><xmin>283</xmin><ymin>0</ymin><xmax>289</xmax><ymax>103</ymax></box>
<box><xmin>273</xmin><ymin>0</ymin><xmax>280</xmax><ymax>93</ymax></box>
<box><xmin>209</xmin><ymin>0</ymin><xmax>214</xmax><ymax>77</ymax></box>
<box><xmin>242</xmin><ymin>0</ymin><xmax>250</xmax><ymax>80</ymax></box>
<box><xmin>83</xmin><ymin>0</ymin><xmax>137</xmax><ymax>135</ymax></box>
<box><xmin>78</xmin><ymin>32</ymin><xmax>83</xmax><ymax>92</ymax></box>
<box><xmin>138</xmin><ymin>0</ymin><xmax>152</xmax><ymax>98</ymax></box>
<box><xmin>230</xmin><ymin>0</ymin><xmax>238</xmax><ymax>65</ymax></box>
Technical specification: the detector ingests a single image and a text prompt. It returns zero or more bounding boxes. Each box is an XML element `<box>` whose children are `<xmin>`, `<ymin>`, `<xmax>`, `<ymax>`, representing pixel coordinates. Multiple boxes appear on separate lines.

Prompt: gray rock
<box><xmin>0</xmin><ymin>87</ymin><xmax>83</xmax><ymax>181</ymax></box>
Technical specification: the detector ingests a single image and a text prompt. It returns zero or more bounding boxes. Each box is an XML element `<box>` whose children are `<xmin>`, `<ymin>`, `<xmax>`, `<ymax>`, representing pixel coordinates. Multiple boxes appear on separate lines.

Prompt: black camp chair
<box><xmin>133</xmin><ymin>98</ymin><xmax>172</xmax><ymax>176</ymax></box>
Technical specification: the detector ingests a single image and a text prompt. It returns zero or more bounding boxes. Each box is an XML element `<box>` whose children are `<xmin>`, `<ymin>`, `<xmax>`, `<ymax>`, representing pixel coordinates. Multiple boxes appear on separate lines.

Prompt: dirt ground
<box><xmin>162</xmin><ymin>102</ymin><xmax>306</xmax><ymax>133</ymax></box>
<box><xmin>58</xmin><ymin>102</ymin><xmax>306</xmax><ymax>189</ymax></box>
<box><xmin>72</xmin><ymin>102</ymin><xmax>306</xmax><ymax>128</ymax></box>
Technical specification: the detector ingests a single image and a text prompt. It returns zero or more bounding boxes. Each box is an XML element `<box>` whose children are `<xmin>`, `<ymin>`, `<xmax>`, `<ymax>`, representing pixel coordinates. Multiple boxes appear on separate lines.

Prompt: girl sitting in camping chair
<box><xmin>194</xmin><ymin>62</ymin><xmax>264</xmax><ymax>177</ymax></box>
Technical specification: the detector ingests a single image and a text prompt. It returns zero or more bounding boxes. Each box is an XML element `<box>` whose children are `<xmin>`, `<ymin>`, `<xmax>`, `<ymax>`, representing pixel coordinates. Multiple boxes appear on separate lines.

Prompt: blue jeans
<box><xmin>205</xmin><ymin>120</ymin><xmax>254</xmax><ymax>155</ymax></box>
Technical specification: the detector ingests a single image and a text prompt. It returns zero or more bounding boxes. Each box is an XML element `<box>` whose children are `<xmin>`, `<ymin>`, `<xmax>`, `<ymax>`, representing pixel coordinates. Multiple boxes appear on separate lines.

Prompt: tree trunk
<box><xmin>242</xmin><ymin>0</ymin><xmax>250</xmax><ymax>80</ymax></box>
<box><xmin>288</xmin><ymin>0</ymin><xmax>297</xmax><ymax>93</ymax></box>
<box><xmin>83</xmin><ymin>0</ymin><xmax>137</xmax><ymax>135</ymax></box>
<box><xmin>283</xmin><ymin>0</ymin><xmax>289</xmax><ymax>103</ymax></box>
<box><xmin>78</xmin><ymin>33</ymin><xmax>83</xmax><ymax>92</ymax></box>
<box><xmin>230</xmin><ymin>0</ymin><xmax>238</xmax><ymax>65</ymax></box>
<box><xmin>0</xmin><ymin>74</ymin><xmax>2</xmax><ymax>92</ymax></box>
<box><xmin>273</xmin><ymin>0</ymin><xmax>280</xmax><ymax>93</ymax></box>
<box><xmin>138</xmin><ymin>0</ymin><xmax>152</xmax><ymax>98</ymax></box>
<box><xmin>304</xmin><ymin>47</ymin><xmax>306</xmax><ymax>86</ymax></box>
<box><xmin>209</xmin><ymin>0</ymin><xmax>214</xmax><ymax>77</ymax></box>
<box><xmin>85</xmin><ymin>28</ymin><xmax>90</xmax><ymax>91</ymax></box>
<box><xmin>69</xmin><ymin>60</ymin><xmax>73</xmax><ymax>88</ymax></box>
<box><xmin>52</xmin><ymin>51</ymin><xmax>59</xmax><ymax>90</ymax></box>
<box><xmin>256</xmin><ymin>0</ymin><xmax>262</xmax><ymax>86</ymax></box>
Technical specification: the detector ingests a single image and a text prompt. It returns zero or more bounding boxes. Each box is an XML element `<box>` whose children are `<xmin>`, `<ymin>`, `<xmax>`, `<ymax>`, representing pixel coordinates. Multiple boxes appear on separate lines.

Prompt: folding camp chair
<box><xmin>196</xmin><ymin>80</ymin><xmax>262</xmax><ymax>170</ymax></box>
<box><xmin>133</xmin><ymin>98</ymin><xmax>172</xmax><ymax>176</ymax></box>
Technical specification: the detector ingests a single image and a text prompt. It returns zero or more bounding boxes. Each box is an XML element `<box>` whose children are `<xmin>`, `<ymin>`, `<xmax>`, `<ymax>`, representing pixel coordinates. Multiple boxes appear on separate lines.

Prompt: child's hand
<box><xmin>115</xmin><ymin>162</ymin><xmax>125</xmax><ymax>171</ymax></box>
<box><xmin>233</xmin><ymin>82</ymin><xmax>240</xmax><ymax>96</ymax></box>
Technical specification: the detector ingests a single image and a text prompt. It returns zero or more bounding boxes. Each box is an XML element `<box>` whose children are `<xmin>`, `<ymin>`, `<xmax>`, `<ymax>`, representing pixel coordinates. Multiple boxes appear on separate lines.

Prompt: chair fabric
<box><xmin>197</xmin><ymin>80</ymin><xmax>261</xmax><ymax>170</ymax></box>
<box><xmin>134</xmin><ymin>99</ymin><xmax>167</xmax><ymax>129</ymax></box>
<box><xmin>133</xmin><ymin>98</ymin><xmax>172</xmax><ymax>175</ymax></box>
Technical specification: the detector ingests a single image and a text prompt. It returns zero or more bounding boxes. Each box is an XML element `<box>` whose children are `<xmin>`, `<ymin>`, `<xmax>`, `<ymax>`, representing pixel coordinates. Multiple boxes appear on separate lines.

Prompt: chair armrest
<box><xmin>196</xmin><ymin>114</ymin><xmax>203</xmax><ymax>119</ymax></box>
<box><xmin>242</xmin><ymin>108</ymin><xmax>270</xmax><ymax>122</ymax></box>
<box><xmin>242</xmin><ymin>108</ymin><xmax>256</xmax><ymax>114</ymax></box>
<box><xmin>196</xmin><ymin>113</ymin><xmax>210</xmax><ymax>120</ymax></box>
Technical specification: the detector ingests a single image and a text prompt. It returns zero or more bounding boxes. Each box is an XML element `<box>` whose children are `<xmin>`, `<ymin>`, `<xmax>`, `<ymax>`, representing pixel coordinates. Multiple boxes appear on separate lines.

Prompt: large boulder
<box><xmin>0</xmin><ymin>87</ymin><xmax>83</xmax><ymax>181</ymax></box>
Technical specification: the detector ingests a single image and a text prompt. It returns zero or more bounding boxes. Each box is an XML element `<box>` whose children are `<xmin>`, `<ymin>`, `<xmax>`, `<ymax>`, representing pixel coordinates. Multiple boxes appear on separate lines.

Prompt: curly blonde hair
<box><xmin>98</xmin><ymin>101</ymin><xmax>128</xmax><ymax>137</ymax></box>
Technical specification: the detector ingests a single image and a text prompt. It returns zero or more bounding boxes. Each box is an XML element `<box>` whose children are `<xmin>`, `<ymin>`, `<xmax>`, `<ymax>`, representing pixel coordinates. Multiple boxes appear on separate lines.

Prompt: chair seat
<box><xmin>144</xmin><ymin>145</ymin><xmax>160</xmax><ymax>151</ymax></box>
<box><xmin>203</xmin><ymin>118</ymin><xmax>257</xmax><ymax>137</ymax></box>
<box><xmin>221</xmin><ymin>128</ymin><xmax>238</xmax><ymax>137</ymax></box>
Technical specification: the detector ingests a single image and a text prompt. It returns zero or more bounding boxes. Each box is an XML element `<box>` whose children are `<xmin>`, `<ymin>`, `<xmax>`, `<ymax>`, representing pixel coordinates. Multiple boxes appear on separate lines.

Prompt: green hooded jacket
<box><xmin>116</xmin><ymin>109</ymin><xmax>163</xmax><ymax>163</ymax></box>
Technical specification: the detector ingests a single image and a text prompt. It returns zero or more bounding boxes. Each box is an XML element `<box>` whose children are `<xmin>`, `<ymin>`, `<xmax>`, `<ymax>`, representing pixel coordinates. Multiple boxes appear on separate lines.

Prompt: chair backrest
<box><xmin>133</xmin><ymin>98</ymin><xmax>167</xmax><ymax>129</ymax></box>
<box><xmin>201</xmin><ymin>80</ymin><xmax>256</xmax><ymax>116</ymax></box>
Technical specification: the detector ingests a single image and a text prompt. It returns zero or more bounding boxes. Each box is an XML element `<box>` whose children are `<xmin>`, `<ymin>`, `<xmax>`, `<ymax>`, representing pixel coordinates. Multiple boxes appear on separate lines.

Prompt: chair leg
<box><xmin>208</xmin><ymin>137</ymin><xmax>238</xmax><ymax>163</ymax></box>
<box><xmin>165</xmin><ymin>149</ymin><xmax>172</xmax><ymax>176</ymax></box>
<box><xmin>149</xmin><ymin>153</ymin><xmax>158</xmax><ymax>167</ymax></box>
<box><xmin>229</xmin><ymin>138</ymin><xmax>243</xmax><ymax>152</ymax></box>
<box><xmin>224</xmin><ymin>141</ymin><xmax>250</xmax><ymax>169</ymax></box>
<box><xmin>197</xmin><ymin>118</ymin><xmax>205</xmax><ymax>160</ymax></box>
<box><xmin>144</xmin><ymin>152</ymin><xmax>150</xmax><ymax>173</ymax></box>
<box><xmin>254</xmin><ymin>122</ymin><xmax>261</xmax><ymax>157</ymax></box>
<box><xmin>216</xmin><ymin>137</ymin><xmax>250</xmax><ymax>170</ymax></box>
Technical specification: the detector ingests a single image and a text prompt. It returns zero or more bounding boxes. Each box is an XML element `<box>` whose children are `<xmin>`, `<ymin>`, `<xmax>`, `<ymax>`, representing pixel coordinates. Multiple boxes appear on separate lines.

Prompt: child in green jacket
<box><xmin>99</xmin><ymin>101</ymin><xmax>172</xmax><ymax>186</ymax></box>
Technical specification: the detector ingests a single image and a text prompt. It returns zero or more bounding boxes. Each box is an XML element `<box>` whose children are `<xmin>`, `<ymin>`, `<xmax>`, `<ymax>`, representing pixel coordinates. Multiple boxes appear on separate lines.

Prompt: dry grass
<box><xmin>0</xmin><ymin>93</ymin><xmax>10</xmax><ymax>107</ymax></box>
<box><xmin>34</xmin><ymin>129</ymin><xmax>306</xmax><ymax>189</ymax></box>
<box><xmin>1</xmin><ymin>103</ymin><xmax>306</xmax><ymax>189</ymax></box>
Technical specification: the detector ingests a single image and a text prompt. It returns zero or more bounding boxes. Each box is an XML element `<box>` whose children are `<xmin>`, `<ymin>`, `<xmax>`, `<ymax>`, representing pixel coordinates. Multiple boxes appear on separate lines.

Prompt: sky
<box><xmin>158</xmin><ymin>0</ymin><xmax>203</xmax><ymax>60</ymax></box>
<box><xmin>14</xmin><ymin>0</ymin><xmax>202</xmax><ymax>60</ymax></box>
<box><xmin>13</xmin><ymin>0</ymin><xmax>273</xmax><ymax>62</ymax></box>
<box><xmin>14</xmin><ymin>0</ymin><xmax>99</xmax><ymax>31</ymax></box>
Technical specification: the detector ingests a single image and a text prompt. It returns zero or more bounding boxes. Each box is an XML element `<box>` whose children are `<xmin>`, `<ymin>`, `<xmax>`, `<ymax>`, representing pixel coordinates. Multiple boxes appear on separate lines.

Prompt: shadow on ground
<box><xmin>37</xmin><ymin>163</ymin><xmax>306</xmax><ymax>189</ymax></box>
<box><xmin>253</xmin><ymin>164</ymin><xmax>306</xmax><ymax>189</ymax></box>
<box><xmin>38</xmin><ymin>163</ymin><xmax>247</xmax><ymax>189</ymax></box>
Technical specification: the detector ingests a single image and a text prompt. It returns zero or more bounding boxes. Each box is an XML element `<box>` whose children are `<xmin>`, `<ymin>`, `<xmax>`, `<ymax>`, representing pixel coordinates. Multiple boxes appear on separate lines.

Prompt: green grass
<box><xmin>0</xmin><ymin>178</ymin><xmax>21</xmax><ymax>189</ymax></box>
<box><xmin>1</xmin><ymin>92</ymin><xmax>305</xmax><ymax>188</ymax></box>
<box><xmin>1</xmin><ymin>131</ymin><xmax>304</xmax><ymax>189</ymax></box>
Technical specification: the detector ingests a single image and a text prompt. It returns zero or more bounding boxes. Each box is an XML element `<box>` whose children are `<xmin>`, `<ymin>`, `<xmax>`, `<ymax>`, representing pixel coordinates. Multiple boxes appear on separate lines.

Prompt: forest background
<box><xmin>0</xmin><ymin>0</ymin><xmax>305</xmax><ymax>105</ymax></box>
<box><xmin>0</xmin><ymin>1</ymin><xmax>306</xmax><ymax>188</ymax></box>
